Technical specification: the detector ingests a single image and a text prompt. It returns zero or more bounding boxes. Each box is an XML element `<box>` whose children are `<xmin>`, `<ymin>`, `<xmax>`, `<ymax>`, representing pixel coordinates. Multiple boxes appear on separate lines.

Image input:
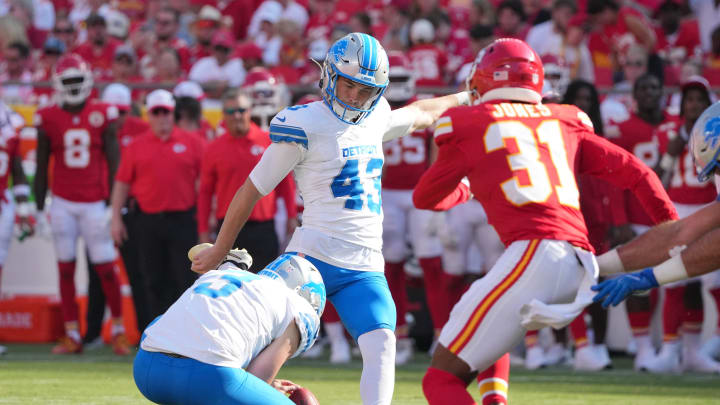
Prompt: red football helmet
<box><xmin>386</xmin><ymin>51</ymin><xmax>416</xmax><ymax>104</ymax></box>
<box><xmin>242</xmin><ymin>67</ymin><xmax>289</xmax><ymax>130</ymax></box>
<box><xmin>466</xmin><ymin>38</ymin><xmax>543</xmax><ymax>104</ymax></box>
<box><xmin>541</xmin><ymin>54</ymin><xmax>570</xmax><ymax>99</ymax></box>
<box><xmin>52</xmin><ymin>53</ymin><xmax>94</xmax><ymax>106</ymax></box>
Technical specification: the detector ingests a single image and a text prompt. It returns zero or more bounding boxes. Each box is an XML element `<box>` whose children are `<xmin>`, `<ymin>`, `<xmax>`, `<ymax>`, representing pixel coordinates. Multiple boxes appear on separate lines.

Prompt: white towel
<box><xmin>519</xmin><ymin>248</ymin><xmax>598</xmax><ymax>330</ymax></box>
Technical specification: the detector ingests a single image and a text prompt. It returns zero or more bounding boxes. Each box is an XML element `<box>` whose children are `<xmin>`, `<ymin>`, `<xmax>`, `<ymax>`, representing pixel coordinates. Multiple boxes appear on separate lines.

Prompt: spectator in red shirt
<box><xmin>494</xmin><ymin>0</ymin><xmax>530</xmax><ymax>40</ymax></box>
<box><xmin>32</xmin><ymin>37</ymin><xmax>66</xmax><ymax>106</ymax></box>
<box><xmin>73</xmin><ymin>13</ymin><xmax>121</xmax><ymax>79</ymax></box>
<box><xmin>52</xmin><ymin>17</ymin><xmax>77</xmax><ymax>50</ymax></box>
<box><xmin>653</xmin><ymin>0</ymin><xmax>702</xmax><ymax>86</ymax></box>
<box><xmin>111</xmin><ymin>89</ymin><xmax>204</xmax><ymax>319</ymax></box>
<box><xmin>0</xmin><ymin>41</ymin><xmax>34</xmax><ymax>104</ymax></box>
<box><xmin>408</xmin><ymin>19</ymin><xmax>448</xmax><ymax>87</ymax></box>
<box><xmin>151</xmin><ymin>7</ymin><xmax>192</xmax><ymax>72</ymax></box>
<box><xmin>189</xmin><ymin>5</ymin><xmax>222</xmax><ymax>65</ymax></box>
<box><xmin>198</xmin><ymin>89</ymin><xmax>298</xmax><ymax>271</ymax></box>
<box><xmin>703</xmin><ymin>25</ymin><xmax>720</xmax><ymax>87</ymax></box>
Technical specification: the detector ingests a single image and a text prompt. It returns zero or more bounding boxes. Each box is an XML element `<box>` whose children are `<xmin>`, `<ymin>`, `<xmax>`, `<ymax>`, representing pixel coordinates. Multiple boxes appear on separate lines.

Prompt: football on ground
<box><xmin>289</xmin><ymin>387</ymin><xmax>320</xmax><ymax>405</ymax></box>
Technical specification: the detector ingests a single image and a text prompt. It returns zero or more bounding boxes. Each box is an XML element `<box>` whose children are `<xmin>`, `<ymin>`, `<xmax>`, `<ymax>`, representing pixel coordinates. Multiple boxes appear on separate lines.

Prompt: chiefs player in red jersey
<box><xmin>381</xmin><ymin>51</ymin><xmax>447</xmax><ymax>365</ymax></box>
<box><xmin>644</xmin><ymin>76</ymin><xmax>720</xmax><ymax>373</ymax></box>
<box><xmin>415</xmin><ymin>39</ymin><xmax>678</xmax><ymax>405</ymax></box>
<box><xmin>33</xmin><ymin>54</ymin><xmax>129</xmax><ymax>355</ymax></box>
<box><xmin>603</xmin><ymin>73</ymin><xmax>680</xmax><ymax>371</ymax></box>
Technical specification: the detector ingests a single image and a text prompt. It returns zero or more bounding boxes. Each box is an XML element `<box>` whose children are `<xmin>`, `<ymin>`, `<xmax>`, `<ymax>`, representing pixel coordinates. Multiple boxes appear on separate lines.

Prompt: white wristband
<box><xmin>652</xmin><ymin>254</ymin><xmax>688</xmax><ymax>285</ymax></box>
<box><xmin>12</xmin><ymin>184</ymin><xmax>30</xmax><ymax>198</ymax></box>
<box><xmin>454</xmin><ymin>91</ymin><xmax>471</xmax><ymax>106</ymax></box>
<box><xmin>16</xmin><ymin>201</ymin><xmax>33</xmax><ymax>217</ymax></box>
<box><xmin>596</xmin><ymin>249</ymin><xmax>625</xmax><ymax>275</ymax></box>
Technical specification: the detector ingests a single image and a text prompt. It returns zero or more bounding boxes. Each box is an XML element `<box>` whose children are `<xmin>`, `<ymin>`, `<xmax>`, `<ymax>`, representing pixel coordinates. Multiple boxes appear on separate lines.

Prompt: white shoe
<box><xmin>0</xmin><ymin>345</ymin><xmax>6</xmax><ymax>355</ymax></box>
<box><xmin>633</xmin><ymin>346</ymin><xmax>656</xmax><ymax>371</ymax></box>
<box><xmin>525</xmin><ymin>346</ymin><xmax>546</xmax><ymax>370</ymax></box>
<box><xmin>84</xmin><ymin>337</ymin><xmax>105</xmax><ymax>351</ymax></box>
<box><xmin>302</xmin><ymin>338</ymin><xmax>325</xmax><ymax>359</ymax></box>
<box><xmin>701</xmin><ymin>335</ymin><xmax>720</xmax><ymax>360</ymax></box>
<box><xmin>395</xmin><ymin>338</ymin><xmax>414</xmax><ymax>365</ymax></box>
<box><xmin>646</xmin><ymin>342</ymin><xmax>681</xmax><ymax>374</ymax></box>
<box><xmin>330</xmin><ymin>339</ymin><xmax>351</xmax><ymax>364</ymax></box>
<box><xmin>683</xmin><ymin>347</ymin><xmax>720</xmax><ymax>373</ymax></box>
<box><xmin>544</xmin><ymin>343</ymin><xmax>568</xmax><ymax>366</ymax></box>
<box><xmin>574</xmin><ymin>345</ymin><xmax>610</xmax><ymax>371</ymax></box>
<box><xmin>594</xmin><ymin>344</ymin><xmax>612</xmax><ymax>368</ymax></box>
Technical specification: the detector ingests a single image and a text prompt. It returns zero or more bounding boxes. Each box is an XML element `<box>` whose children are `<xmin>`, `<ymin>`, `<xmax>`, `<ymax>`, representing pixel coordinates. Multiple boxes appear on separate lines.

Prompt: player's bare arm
<box><xmin>33</xmin><ymin>128</ymin><xmax>51</xmax><ymax>212</ymax></box>
<box><xmin>109</xmin><ymin>181</ymin><xmax>131</xmax><ymax>245</ymax></box>
<box><xmin>102</xmin><ymin>121</ymin><xmax>121</xmax><ymax>194</ymax></box>
<box><xmin>191</xmin><ymin>179</ymin><xmax>262</xmax><ymax>273</ymax></box>
<box><xmin>246</xmin><ymin>320</ymin><xmax>301</xmax><ymax>384</ymax></box>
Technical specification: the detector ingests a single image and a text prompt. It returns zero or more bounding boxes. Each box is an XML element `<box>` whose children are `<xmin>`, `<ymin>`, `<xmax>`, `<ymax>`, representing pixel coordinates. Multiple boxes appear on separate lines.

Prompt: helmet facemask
<box><xmin>54</xmin><ymin>70</ymin><xmax>93</xmax><ymax>106</ymax></box>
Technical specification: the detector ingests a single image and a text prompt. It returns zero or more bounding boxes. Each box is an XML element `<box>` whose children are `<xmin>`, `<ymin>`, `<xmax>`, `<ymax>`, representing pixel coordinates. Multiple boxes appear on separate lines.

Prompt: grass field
<box><xmin>1</xmin><ymin>343</ymin><xmax>719</xmax><ymax>404</ymax></box>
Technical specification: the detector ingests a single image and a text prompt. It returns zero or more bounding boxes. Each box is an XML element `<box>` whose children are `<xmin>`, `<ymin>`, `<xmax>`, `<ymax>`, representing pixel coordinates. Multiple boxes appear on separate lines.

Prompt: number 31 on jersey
<box><xmin>485</xmin><ymin>120</ymin><xmax>579</xmax><ymax>208</ymax></box>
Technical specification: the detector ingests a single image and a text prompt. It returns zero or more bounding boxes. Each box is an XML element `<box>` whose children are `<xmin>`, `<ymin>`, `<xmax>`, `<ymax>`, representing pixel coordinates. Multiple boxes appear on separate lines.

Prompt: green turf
<box><xmin>0</xmin><ymin>344</ymin><xmax>718</xmax><ymax>404</ymax></box>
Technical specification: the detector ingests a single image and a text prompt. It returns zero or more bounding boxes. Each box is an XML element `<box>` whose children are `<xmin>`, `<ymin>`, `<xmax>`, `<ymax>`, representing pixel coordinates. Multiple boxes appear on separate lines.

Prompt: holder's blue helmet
<box><xmin>690</xmin><ymin>102</ymin><xmax>720</xmax><ymax>182</ymax></box>
<box><xmin>259</xmin><ymin>254</ymin><xmax>326</xmax><ymax>316</ymax></box>
<box><xmin>320</xmin><ymin>32</ymin><xmax>389</xmax><ymax>124</ymax></box>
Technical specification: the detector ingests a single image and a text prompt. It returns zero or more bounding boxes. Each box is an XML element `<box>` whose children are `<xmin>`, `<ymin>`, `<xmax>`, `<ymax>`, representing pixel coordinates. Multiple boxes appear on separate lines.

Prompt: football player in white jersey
<box><xmin>191</xmin><ymin>32</ymin><xmax>470</xmax><ymax>405</ymax></box>
<box><xmin>135</xmin><ymin>250</ymin><xmax>325</xmax><ymax>405</ymax></box>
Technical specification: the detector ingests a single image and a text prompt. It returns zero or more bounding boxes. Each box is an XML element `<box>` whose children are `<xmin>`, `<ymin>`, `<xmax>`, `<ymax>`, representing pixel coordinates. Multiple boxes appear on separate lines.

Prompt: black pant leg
<box><xmin>84</xmin><ymin>254</ymin><xmax>106</xmax><ymax>343</ymax></box>
<box><xmin>120</xmin><ymin>203</ymin><xmax>153</xmax><ymax>332</ymax></box>
<box><xmin>167</xmin><ymin>210</ymin><xmax>198</xmax><ymax>304</ymax></box>
<box><xmin>136</xmin><ymin>212</ymin><xmax>170</xmax><ymax>321</ymax></box>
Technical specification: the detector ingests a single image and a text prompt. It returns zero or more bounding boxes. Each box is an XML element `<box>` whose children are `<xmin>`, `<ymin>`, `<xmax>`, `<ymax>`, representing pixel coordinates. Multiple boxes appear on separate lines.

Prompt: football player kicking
<box><xmin>34</xmin><ymin>54</ymin><xmax>128</xmax><ymax>355</ymax></box>
<box><xmin>135</xmin><ymin>249</ymin><xmax>324</xmax><ymax>405</ymax></box>
<box><xmin>414</xmin><ymin>38</ymin><xmax>679</xmax><ymax>405</ymax></box>
<box><xmin>191</xmin><ymin>32</ymin><xmax>470</xmax><ymax>405</ymax></box>
<box><xmin>592</xmin><ymin>102</ymin><xmax>720</xmax><ymax>308</ymax></box>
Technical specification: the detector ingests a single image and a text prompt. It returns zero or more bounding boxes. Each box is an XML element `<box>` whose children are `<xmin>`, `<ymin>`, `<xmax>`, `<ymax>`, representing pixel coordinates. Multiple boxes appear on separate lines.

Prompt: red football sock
<box><xmin>477</xmin><ymin>353</ymin><xmax>509</xmax><ymax>405</ymax></box>
<box><xmin>419</xmin><ymin>257</ymin><xmax>449</xmax><ymax>329</ymax></box>
<box><xmin>525</xmin><ymin>330</ymin><xmax>539</xmax><ymax>348</ymax></box>
<box><xmin>385</xmin><ymin>261</ymin><xmax>408</xmax><ymax>331</ymax></box>
<box><xmin>423</xmin><ymin>367</ymin><xmax>477</xmax><ymax>405</ymax></box>
<box><xmin>0</xmin><ymin>264</ymin><xmax>3</xmax><ymax>292</ymax></box>
<box><xmin>569</xmin><ymin>311</ymin><xmax>589</xmax><ymax>348</ymax></box>
<box><xmin>662</xmin><ymin>286</ymin><xmax>684</xmax><ymax>342</ymax></box>
<box><xmin>322</xmin><ymin>302</ymin><xmax>341</xmax><ymax>323</ymax></box>
<box><xmin>711</xmin><ymin>288</ymin><xmax>720</xmax><ymax>330</ymax></box>
<box><xmin>58</xmin><ymin>261</ymin><xmax>78</xmax><ymax>323</ymax></box>
<box><xmin>682</xmin><ymin>308</ymin><xmax>704</xmax><ymax>335</ymax></box>
<box><xmin>93</xmin><ymin>261</ymin><xmax>123</xmax><ymax>319</ymax></box>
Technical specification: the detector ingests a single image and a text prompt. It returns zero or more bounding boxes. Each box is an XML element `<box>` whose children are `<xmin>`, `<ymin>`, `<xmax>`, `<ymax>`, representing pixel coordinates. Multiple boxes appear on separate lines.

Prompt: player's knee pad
<box><xmin>358</xmin><ymin>328</ymin><xmax>396</xmax><ymax>361</ymax></box>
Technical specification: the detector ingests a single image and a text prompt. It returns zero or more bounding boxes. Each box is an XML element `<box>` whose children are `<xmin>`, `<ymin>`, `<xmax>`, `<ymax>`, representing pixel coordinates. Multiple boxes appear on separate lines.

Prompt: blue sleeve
<box><xmin>269</xmin><ymin>110</ymin><xmax>308</xmax><ymax>149</ymax></box>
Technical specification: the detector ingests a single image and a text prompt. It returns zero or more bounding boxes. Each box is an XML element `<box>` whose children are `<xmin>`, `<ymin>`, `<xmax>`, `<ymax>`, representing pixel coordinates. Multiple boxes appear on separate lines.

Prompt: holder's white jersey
<box><xmin>264</xmin><ymin>98</ymin><xmax>413</xmax><ymax>270</ymax></box>
<box><xmin>140</xmin><ymin>268</ymin><xmax>320</xmax><ymax>368</ymax></box>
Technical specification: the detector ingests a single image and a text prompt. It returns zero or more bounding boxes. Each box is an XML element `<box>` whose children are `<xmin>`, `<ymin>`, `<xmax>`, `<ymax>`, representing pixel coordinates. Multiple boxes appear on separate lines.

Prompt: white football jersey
<box><xmin>266</xmin><ymin>98</ymin><xmax>412</xmax><ymax>271</ymax></box>
<box><xmin>141</xmin><ymin>268</ymin><xmax>320</xmax><ymax>368</ymax></box>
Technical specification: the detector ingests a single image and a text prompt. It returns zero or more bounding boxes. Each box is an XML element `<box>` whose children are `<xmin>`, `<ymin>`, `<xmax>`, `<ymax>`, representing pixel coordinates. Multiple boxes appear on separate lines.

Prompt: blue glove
<box><xmin>591</xmin><ymin>268</ymin><xmax>660</xmax><ymax>308</ymax></box>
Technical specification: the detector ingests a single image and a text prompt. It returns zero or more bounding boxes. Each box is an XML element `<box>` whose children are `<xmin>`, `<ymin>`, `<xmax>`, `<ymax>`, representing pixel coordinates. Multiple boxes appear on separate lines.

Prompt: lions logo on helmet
<box><xmin>691</xmin><ymin>102</ymin><xmax>720</xmax><ymax>182</ymax></box>
<box><xmin>320</xmin><ymin>33</ymin><xmax>389</xmax><ymax>125</ymax></box>
<box><xmin>259</xmin><ymin>254</ymin><xmax>326</xmax><ymax>316</ymax></box>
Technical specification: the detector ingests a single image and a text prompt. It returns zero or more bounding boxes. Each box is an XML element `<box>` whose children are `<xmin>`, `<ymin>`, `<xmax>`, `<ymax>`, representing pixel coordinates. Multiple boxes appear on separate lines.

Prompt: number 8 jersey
<box><xmin>34</xmin><ymin>101</ymin><xmax>118</xmax><ymax>202</ymax></box>
<box><xmin>417</xmin><ymin>101</ymin><xmax>678</xmax><ymax>252</ymax></box>
<box><xmin>251</xmin><ymin>98</ymin><xmax>412</xmax><ymax>271</ymax></box>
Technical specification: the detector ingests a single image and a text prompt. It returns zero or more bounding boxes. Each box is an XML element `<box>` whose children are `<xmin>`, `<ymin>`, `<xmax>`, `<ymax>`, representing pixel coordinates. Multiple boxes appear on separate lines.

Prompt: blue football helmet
<box><xmin>320</xmin><ymin>32</ymin><xmax>389</xmax><ymax>125</ymax></box>
<box><xmin>259</xmin><ymin>254</ymin><xmax>326</xmax><ymax>316</ymax></box>
<box><xmin>690</xmin><ymin>102</ymin><xmax>720</xmax><ymax>182</ymax></box>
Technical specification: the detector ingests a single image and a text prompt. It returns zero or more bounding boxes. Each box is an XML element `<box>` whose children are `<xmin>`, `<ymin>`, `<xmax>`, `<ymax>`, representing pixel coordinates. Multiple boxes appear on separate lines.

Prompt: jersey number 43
<box><xmin>331</xmin><ymin>158</ymin><xmax>383</xmax><ymax>214</ymax></box>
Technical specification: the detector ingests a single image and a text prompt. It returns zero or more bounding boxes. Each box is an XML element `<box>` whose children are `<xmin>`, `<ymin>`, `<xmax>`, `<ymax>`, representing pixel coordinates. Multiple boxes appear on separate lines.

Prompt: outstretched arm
<box><xmin>384</xmin><ymin>92</ymin><xmax>470</xmax><ymax>142</ymax></box>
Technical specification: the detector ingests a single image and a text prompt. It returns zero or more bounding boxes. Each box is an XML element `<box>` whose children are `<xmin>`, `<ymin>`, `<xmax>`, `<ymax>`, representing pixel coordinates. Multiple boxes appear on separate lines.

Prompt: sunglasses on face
<box><xmin>54</xmin><ymin>28</ymin><xmax>74</xmax><ymax>34</ymax></box>
<box><xmin>151</xmin><ymin>108</ymin><xmax>172</xmax><ymax>116</ymax></box>
<box><xmin>223</xmin><ymin>107</ymin><xmax>248</xmax><ymax>115</ymax></box>
<box><xmin>214</xmin><ymin>45</ymin><xmax>231</xmax><ymax>53</ymax></box>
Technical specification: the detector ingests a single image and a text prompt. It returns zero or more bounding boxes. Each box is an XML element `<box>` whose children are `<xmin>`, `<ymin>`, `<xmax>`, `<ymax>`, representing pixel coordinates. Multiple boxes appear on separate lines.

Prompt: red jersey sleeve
<box><xmin>413</xmin><ymin>114</ymin><xmax>472</xmax><ymax>211</ymax></box>
<box><xmin>577</xmin><ymin>130</ymin><xmax>679</xmax><ymax>224</ymax></box>
<box><xmin>197</xmin><ymin>144</ymin><xmax>217</xmax><ymax>234</ymax></box>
